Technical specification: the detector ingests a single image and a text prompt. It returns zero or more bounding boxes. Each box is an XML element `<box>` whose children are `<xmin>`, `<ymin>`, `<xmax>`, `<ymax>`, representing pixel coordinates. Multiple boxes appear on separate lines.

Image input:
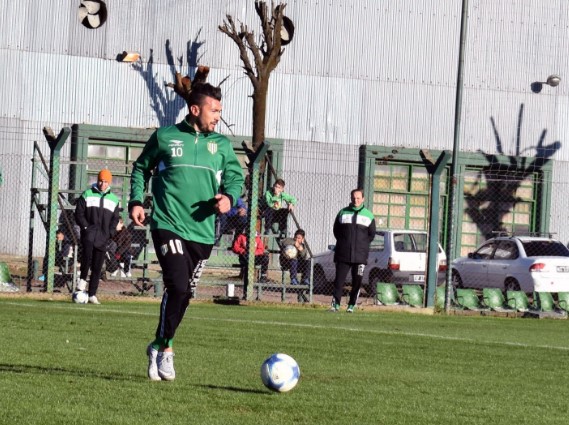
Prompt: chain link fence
<box><xmin>2</xmin><ymin>143</ymin><xmax>569</xmax><ymax>310</ymax></box>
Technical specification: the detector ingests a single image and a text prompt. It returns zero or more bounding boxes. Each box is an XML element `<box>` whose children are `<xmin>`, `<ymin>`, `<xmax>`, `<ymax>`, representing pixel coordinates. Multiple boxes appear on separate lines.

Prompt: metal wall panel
<box><xmin>2</xmin><ymin>0</ymin><xmax>569</xmax><ymax>255</ymax></box>
<box><xmin>465</xmin><ymin>0</ymin><xmax>569</xmax><ymax>95</ymax></box>
<box><xmin>460</xmin><ymin>88</ymin><xmax>567</xmax><ymax>159</ymax></box>
<box><xmin>550</xmin><ymin>161</ymin><xmax>569</xmax><ymax>241</ymax></box>
<box><xmin>271</xmin><ymin>0</ymin><xmax>461</xmax><ymax>84</ymax></box>
<box><xmin>0</xmin><ymin>117</ymin><xmax>45</xmax><ymax>256</ymax></box>
<box><xmin>280</xmin><ymin>139</ymin><xmax>360</xmax><ymax>253</ymax></box>
<box><xmin>0</xmin><ymin>50</ymin><xmax>22</xmax><ymax>119</ymax></box>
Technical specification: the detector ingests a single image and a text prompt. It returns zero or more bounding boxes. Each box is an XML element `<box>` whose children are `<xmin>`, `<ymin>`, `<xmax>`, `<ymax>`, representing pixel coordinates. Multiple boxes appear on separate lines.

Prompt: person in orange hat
<box><xmin>74</xmin><ymin>169</ymin><xmax>120</xmax><ymax>304</ymax></box>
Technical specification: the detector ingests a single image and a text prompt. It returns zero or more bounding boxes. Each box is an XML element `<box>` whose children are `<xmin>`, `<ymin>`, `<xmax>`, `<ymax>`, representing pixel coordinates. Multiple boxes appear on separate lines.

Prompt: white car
<box><xmin>451</xmin><ymin>235</ymin><xmax>569</xmax><ymax>293</ymax></box>
<box><xmin>312</xmin><ymin>229</ymin><xmax>447</xmax><ymax>295</ymax></box>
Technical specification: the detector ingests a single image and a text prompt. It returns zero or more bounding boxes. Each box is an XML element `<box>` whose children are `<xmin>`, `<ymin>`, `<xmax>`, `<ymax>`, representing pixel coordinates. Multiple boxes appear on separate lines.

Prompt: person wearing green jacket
<box><xmin>263</xmin><ymin>178</ymin><xmax>297</xmax><ymax>237</ymax></box>
<box><xmin>330</xmin><ymin>189</ymin><xmax>376</xmax><ymax>313</ymax></box>
<box><xmin>74</xmin><ymin>169</ymin><xmax>120</xmax><ymax>304</ymax></box>
<box><xmin>129</xmin><ymin>83</ymin><xmax>244</xmax><ymax>381</ymax></box>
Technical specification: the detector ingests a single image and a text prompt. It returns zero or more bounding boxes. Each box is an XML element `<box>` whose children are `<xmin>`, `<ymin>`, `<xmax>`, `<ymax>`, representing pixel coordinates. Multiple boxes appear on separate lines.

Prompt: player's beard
<box><xmin>198</xmin><ymin>119</ymin><xmax>217</xmax><ymax>133</ymax></box>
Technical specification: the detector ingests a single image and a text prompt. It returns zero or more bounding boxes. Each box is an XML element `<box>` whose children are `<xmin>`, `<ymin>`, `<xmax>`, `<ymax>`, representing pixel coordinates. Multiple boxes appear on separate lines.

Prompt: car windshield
<box><xmin>521</xmin><ymin>240</ymin><xmax>569</xmax><ymax>257</ymax></box>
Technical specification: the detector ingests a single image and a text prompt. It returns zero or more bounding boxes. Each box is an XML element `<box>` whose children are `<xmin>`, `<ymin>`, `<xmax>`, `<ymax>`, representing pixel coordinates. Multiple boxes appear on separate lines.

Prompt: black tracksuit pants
<box><xmin>151</xmin><ymin>229</ymin><xmax>212</xmax><ymax>341</ymax></box>
<box><xmin>333</xmin><ymin>261</ymin><xmax>365</xmax><ymax>306</ymax></box>
<box><xmin>79</xmin><ymin>239</ymin><xmax>106</xmax><ymax>297</ymax></box>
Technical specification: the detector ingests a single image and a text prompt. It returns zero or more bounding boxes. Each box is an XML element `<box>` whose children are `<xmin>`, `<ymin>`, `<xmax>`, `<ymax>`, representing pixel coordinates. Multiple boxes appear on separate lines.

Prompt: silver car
<box><xmin>451</xmin><ymin>236</ymin><xmax>569</xmax><ymax>293</ymax></box>
<box><xmin>312</xmin><ymin>229</ymin><xmax>447</xmax><ymax>295</ymax></box>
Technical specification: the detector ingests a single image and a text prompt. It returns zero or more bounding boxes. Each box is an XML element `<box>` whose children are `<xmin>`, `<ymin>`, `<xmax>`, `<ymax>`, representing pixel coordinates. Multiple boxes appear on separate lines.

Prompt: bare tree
<box><xmin>219</xmin><ymin>1</ymin><xmax>292</xmax><ymax>150</ymax></box>
<box><xmin>165</xmin><ymin>65</ymin><xmax>211</xmax><ymax>108</ymax></box>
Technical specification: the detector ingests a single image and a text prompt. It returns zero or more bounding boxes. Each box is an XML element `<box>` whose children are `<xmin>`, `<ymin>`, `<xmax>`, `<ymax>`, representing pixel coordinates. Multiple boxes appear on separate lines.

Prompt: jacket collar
<box><xmin>91</xmin><ymin>183</ymin><xmax>111</xmax><ymax>194</ymax></box>
<box><xmin>349</xmin><ymin>203</ymin><xmax>365</xmax><ymax>212</ymax></box>
<box><xmin>181</xmin><ymin>115</ymin><xmax>215</xmax><ymax>137</ymax></box>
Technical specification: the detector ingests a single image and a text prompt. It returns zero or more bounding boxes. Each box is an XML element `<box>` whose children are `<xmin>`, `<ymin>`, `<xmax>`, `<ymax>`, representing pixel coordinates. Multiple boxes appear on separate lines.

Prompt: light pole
<box><xmin>444</xmin><ymin>0</ymin><xmax>470</xmax><ymax>312</ymax></box>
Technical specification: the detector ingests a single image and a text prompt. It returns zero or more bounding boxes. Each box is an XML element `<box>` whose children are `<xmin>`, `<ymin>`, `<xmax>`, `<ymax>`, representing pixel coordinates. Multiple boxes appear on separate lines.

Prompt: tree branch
<box><xmin>165</xmin><ymin>66</ymin><xmax>210</xmax><ymax>104</ymax></box>
<box><xmin>255</xmin><ymin>1</ymin><xmax>273</xmax><ymax>54</ymax></box>
<box><xmin>219</xmin><ymin>16</ymin><xmax>259</xmax><ymax>89</ymax></box>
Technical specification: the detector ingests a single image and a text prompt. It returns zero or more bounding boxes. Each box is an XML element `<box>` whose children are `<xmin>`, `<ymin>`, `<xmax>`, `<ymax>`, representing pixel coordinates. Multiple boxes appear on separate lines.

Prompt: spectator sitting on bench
<box><xmin>39</xmin><ymin>229</ymin><xmax>74</xmax><ymax>284</ymax></box>
<box><xmin>232</xmin><ymin>230</ymin><xmax>269</xmax><ymax>283</ymax></box>
<box><xmin>106</xmin><ymin>217</ymin><xmax>133</xmax><ymax>278</ymax></box>
<box><xmin>215</xmin><ymin>195</ymin><xmax>247</xmax><ymax>246</ymax></box>
<box><xmin>55</xmin><ymin>229</ymin><xmax>74</xmax><ymax>274</ymax></box>
<box><xmin>279</xmin><ymin>229</ymin><xmax>310</xmax><ymax>286</ymax></box>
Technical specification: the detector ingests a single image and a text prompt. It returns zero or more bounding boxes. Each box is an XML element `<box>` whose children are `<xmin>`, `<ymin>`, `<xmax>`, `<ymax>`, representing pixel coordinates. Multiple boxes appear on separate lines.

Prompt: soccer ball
<box><xmin>282</xmin><ymin>244</ymin><xmax>298</xmax><ymax>260</ymax></box>
<box><xmin>72</xmin><ymin>290</ymin><xmax>89</xmax><ymax>304</ymax></box>
<box><xmin>260</xmin><ymin>353</ymin><xmax>300</xmax><ymax>392</ymax></box>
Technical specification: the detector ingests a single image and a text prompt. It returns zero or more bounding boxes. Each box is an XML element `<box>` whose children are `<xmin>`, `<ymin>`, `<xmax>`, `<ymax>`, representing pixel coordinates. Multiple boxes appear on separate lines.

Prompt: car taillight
<box><xmin>438</xmin><ymin>259</ymin><xmax>447</xmax><ymax>272</ymax></box>
<box><xmin>388</xmin><ymin>257</ymin><xmax>400</xmax><ymax>271</ymax></box>
<box><xmin>529</xmin><ymin>263</ymin><xmax>546</xmax><ymax>272</ymax></box>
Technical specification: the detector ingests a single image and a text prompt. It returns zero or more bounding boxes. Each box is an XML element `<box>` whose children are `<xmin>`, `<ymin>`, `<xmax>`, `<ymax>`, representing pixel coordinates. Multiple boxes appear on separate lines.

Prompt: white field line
<box><xmin>3</xmin><ymin>301</ymin><xmax>569</xmax><ymax>352</ymax></box>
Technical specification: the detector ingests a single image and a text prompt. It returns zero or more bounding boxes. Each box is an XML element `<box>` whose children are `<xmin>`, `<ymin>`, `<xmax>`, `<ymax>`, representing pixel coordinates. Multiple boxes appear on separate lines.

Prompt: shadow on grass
<box><xmin>0</xmin><ymin>362</ymin><xmax>139</xmax><ymax>382</ymax></box>
<box><xmin>197</xmin><ymin>384</ymin><xmax>267</xmax><ymax>394</ymax></box>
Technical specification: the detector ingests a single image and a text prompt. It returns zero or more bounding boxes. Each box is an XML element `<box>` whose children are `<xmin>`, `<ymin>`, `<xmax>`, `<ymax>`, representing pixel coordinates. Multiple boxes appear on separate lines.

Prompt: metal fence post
<box><xmin>421</xmin><ymin>150</ymin><xmax>451</xmax><ymax>307</ymax></box>
<box><xmin>244</xmin><ymin>141</ymin><xmax>270</xmax><ymax>300</ymax></box>
<box><xmin>44</xmin><ymin>128</ymin><xmax>71</xmax><ymax>292</ymax></box>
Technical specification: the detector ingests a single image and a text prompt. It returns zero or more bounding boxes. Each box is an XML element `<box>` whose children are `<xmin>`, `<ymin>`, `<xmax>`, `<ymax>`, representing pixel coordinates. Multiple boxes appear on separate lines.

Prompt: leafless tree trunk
<box><xmin>219</xmin><ymin>1</ymin><xmax>290</xmax><ymax>150</ymax></box>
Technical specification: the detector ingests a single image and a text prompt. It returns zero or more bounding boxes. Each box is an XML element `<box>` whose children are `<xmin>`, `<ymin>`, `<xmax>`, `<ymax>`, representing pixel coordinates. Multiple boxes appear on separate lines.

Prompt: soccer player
<box><xmin>129</xmin><ymin>83</ymin><xmax>244</xmax><ymax>381</ymax></box>
<box><xmin>330</xmin><ymin>189</ymin><xmax>376</xmax><ymax>313</ymax></box>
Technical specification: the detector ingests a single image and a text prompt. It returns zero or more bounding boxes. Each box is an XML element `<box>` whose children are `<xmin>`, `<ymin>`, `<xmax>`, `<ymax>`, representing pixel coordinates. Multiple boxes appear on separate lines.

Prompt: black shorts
<box><xmin>151</xmin><ymin>229</ymin><xmax>213</xmax><ymax>292</ymax></box>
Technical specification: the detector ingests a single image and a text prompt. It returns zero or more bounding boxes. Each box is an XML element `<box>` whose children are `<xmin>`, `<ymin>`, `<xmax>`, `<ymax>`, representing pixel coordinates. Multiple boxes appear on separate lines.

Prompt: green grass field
<box><xmin>1</xmin><ymin>296</ymin><xmax>568</xmax><ymax>425</ymax></box>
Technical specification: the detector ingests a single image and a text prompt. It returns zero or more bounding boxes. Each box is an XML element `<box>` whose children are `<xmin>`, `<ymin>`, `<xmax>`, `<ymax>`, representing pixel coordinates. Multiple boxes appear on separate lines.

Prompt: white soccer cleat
<box><xmin>157</xmin><ymin>351</ymin><xmax>175</xmax><ymax>381</ymax></box>
<box><xmin>76</xmin><ymin>279</ymin><xmax>87</xmax><ymax>291</ymax></box>
<box><xmin>88</xmin><ymin>295</ymin><xmax>100</xmax><ymax>305</ymax></box>
<box><xmin>146</xmin><ymin>345</ymin><xmax>161</xmax><ymax>381</ymax></box>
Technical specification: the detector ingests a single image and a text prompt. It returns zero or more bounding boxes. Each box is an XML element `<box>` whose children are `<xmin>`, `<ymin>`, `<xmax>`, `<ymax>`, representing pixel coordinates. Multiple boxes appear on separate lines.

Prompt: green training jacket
<box><xmin>129</xmin><ymin>117</ymin><xmax>244</xmax><ymax>244</ymax></box>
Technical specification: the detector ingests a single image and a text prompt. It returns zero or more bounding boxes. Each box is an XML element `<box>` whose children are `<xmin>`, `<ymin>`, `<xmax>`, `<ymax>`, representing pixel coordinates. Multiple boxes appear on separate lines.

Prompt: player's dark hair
<box><xmin>274</xmin><ymin>178</ymin><xmax>285</xmax><ymax>187</ymax></box>
<box><xmin>188</xmin><ymin>83</ymin><xmax>222</xmax><ymax>107</ymax></box>
<box><xmin>294</xmin><ymin>229</ymin><xmax>305</xmax><ymax>238</ymax></box>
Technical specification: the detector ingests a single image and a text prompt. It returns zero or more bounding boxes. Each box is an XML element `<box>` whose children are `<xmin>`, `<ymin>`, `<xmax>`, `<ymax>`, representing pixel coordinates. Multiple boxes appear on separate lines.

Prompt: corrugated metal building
<box><xmin>1</xmin><ymin>0</ymin><xmax>569</xmax><ymax>257</ymax></box>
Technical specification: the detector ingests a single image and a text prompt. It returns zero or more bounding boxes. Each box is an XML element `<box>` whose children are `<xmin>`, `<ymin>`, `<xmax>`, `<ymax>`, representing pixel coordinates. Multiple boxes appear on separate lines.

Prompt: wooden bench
<box><xmin>254</xmin><ymin>281</ymin><xmax>311</xmax><ymax>303</ymax></box>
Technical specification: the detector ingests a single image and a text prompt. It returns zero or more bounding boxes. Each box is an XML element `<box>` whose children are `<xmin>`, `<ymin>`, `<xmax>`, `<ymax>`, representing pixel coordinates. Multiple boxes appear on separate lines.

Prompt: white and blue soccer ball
<box><xmin>72</xmin><ymin>290</ymin><xmax>89</xmax><ymax>304</ymax></box>
<box><xmin>260</xmin><ymin>353</ymin><xmax>300</xmax><ymax>392</ymax></box>
<box><xmin>282</xmin><ymin>244</ymin><xmax>298</xmax><ymax>260</ymax></box>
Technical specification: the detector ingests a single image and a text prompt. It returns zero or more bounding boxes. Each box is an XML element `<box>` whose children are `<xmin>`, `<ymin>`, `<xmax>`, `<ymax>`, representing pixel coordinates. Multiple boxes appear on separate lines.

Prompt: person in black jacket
<box><xmin>74</xmin><ymin>169</ymin><xmax>120</xmax><ymax>304</ymax></box>
<box><xmin>330</xmin><ymin>189</ymin><xmax>376</xmax><ymax>313</ymax></box>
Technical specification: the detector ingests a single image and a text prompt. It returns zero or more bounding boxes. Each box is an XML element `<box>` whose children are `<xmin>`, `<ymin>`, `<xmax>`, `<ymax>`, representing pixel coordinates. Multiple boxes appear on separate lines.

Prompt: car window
<box><xmin>474</xmin><ymin>242</ymin><xmax>496</xmax><ymax>259</ymax></box>
<box><xmin>521</xmin><ymin>240</ymin><xmax>569</xmax><ymax>257</ymax></box>
<box><xmin>411</xmin><ymin>233</ymin><xmax>428</xmax><ymax>252</ymax></box>
<box><xmin>370</xmin><ymin>232</ymin><xmax>385</xmax><ymax>251</ymax></box>
<box><xmin>393</xmin><ymin>233</ymin><xmax>427</xmax><ymax>252</ymax></box>
<box><xmin>494</xmin><ymin>241</ymin><xmax>518</xmax><ymax>260</ymax></box>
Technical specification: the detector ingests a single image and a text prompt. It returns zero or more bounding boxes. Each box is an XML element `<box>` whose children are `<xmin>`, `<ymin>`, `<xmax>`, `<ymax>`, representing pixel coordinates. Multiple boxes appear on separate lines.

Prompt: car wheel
<box><xmin>451</xmin><ymin>271</ymin><xmax>464</xmax><ymax>289</ymax></box>
<box><xmin>504</xmin><ymin>278</ymin><xmax>520</xmax><ymax>292</ymax></box>
<box><xmin>313</xmin><ymin>265</ymin><xmax>330</xmax><ymax>295</ymax></box>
